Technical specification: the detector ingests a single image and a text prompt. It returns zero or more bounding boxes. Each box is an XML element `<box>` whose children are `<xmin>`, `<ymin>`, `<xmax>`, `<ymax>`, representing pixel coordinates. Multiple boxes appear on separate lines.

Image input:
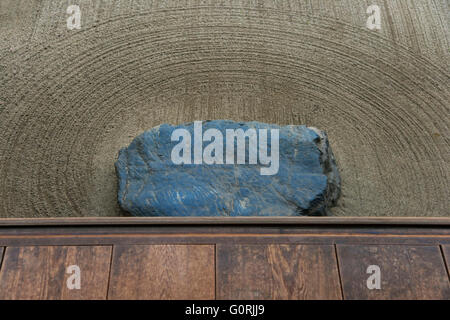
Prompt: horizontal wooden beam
<box><xmin>1</xmin><ymin>216</ymin><xmax>450</xmax><ymax>227</ymax></box>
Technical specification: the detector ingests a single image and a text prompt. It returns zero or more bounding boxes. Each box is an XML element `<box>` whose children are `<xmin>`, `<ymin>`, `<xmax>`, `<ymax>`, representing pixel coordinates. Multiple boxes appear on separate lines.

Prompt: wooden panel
<box><xmin>0</xmin><ymin>246</ymin><xmax>112</xmax><ymax>300</ymax></box>
<box><xmin>216</xmin><ymin>244</ymin><xmax>342</xmax><ymax>300</ymax></box>
<box><xmin>0</xmin><ymin>247</ymin><xmax>3</xmax><ymax>268</ymax></box>
<box><xmin>1</xmin><ymin>221</ymin><xmax>449</xmax><ymax>247</ymax></box>
<box><xmin>2</xmin><ymin>217</ymin><xmax>450</xmax><ymax>226</ymax></box>
<box><xmin>1</xmin><ymin>235</ymin><xmax>449</xmax><ymax>247</ymax></box>
<box><xmin>108</xmin><ymin>245</ymin><xmax>215</xmax><ymax>300</ymax></box>
<box><xmin>337</xmin><ymin>245</ymin><xmax>450</xmax><ymax>299</ymax></box>
<box><xmin>442</xmin><ymin>245</ymin><xmax>450</xmax><ymax>277</ymax></box>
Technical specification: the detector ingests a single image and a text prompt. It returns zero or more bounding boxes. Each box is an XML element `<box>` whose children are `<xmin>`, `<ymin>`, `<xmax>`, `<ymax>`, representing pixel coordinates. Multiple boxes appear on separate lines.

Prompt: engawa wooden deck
<box><xmin>0</xmin><ymin>217</ymin><xmax>449</xmax><ymax>300</ymax></box>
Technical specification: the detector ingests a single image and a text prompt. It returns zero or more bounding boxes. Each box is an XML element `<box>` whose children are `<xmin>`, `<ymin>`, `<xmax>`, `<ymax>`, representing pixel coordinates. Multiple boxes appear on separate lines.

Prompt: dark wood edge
<box><xmin>0</xmin><ymin>217</ymin><xmax>449</xmax><ymax>227</ymax></box>
<box><xmin>0</xmin><ymin>234</ymin><xmax>449</xmax><ymax>246</ymax></box>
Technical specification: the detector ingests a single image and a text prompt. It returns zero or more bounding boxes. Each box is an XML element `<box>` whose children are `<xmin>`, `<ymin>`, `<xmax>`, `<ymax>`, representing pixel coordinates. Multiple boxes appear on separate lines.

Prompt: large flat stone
<box><xmin>115</xmin><ymin>120</ymin><xmax>340</xmax><ymax>216</ymax></box>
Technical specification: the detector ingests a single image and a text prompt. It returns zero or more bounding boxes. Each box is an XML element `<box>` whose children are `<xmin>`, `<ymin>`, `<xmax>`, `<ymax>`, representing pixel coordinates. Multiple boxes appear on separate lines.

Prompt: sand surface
<box><xmin>0</xmin><ymin>0</ymin><xmax>448</xmax><ymax>217</ymax></box>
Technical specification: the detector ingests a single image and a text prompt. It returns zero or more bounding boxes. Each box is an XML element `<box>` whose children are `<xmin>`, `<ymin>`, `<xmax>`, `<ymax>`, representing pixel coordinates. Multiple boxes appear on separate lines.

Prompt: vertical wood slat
<box><xmin>216</xmin><ymin>244</ymin><xmax>342</xmax><ymax>300</ymax></box>
<box><xmin>108</xmin><ymin>245</ymin><xmax>215</xmax><ymax>300</ymax></box>
<box><xmin>337</xmin><ymin>245</ymin><xmax>450</xmax><ymax>300</ymax></box>
<box><xmin>0</xmin><ymin>246</ymin><xmax>112</xmax><ymax>300</ymax></box>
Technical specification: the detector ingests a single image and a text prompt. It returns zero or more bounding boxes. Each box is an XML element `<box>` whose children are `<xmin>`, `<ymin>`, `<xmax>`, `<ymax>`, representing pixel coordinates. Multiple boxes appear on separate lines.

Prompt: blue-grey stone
<box><xmin>115</xmin><ymin>120</ymin><xmax>340</xmax><ymax>216</ymax></box>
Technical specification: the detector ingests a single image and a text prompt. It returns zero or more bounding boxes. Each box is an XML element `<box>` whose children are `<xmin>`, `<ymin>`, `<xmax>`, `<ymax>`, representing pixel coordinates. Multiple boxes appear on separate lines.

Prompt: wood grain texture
<box><xmin>108</xmin><ymin>245</ymin><xmax>215</xmax><ymax>300</ymax></box>
<box><xmin>442</xmin><ymin>245</ymin><xmax>450</xmax><ymax>280</ymax></box>
<box><xmin>0</xmin><ymin>247</ymin><xmax>3</xmax><ymax>269</ymax></box>
<box><xmin>337</xmin><ymin>245</ymin><xmax>450</xmax><ymax>300</ymax></box>
<box><xmin>1</xmin><ymin>217</ymin><xmax>450</xmax><ymax>226</ymax></box>
<box><xmin>1</xmin><ymin>220</ymin><xmax>449</xmax><ymax>247</ymax></box>
<box><xmin>216</xmin><ymin>244</ymin><xmax>342</xmax><ymax>300</ymax></box>
<box><xmin>0</xmin><ymin>246</ymin><xmax>112</xmax><ymax>300</ymax></box>
<box><xmin>1</xmin><ymin>234</ymin><xmax>449</xmax><ymax>247</ymax></box>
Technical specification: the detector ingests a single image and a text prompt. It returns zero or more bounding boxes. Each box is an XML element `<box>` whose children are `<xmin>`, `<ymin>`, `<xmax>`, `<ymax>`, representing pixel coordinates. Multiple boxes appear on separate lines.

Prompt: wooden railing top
<box><xmin>0</xmin><ymin>216</ymin><xmax>449</xmax><ymax>227</ymax></box>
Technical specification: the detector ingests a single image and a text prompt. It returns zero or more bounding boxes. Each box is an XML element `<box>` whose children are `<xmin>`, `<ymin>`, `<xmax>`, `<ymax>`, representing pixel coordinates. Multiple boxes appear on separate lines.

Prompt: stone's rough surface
<box><xmin>115</xmin><ymin>120</ymin><xmax>340</xmax><ymax>216</ymax></box>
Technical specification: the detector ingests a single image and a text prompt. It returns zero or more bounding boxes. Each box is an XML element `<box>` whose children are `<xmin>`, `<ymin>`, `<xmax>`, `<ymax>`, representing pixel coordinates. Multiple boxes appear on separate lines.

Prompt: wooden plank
<box><xmin>337</xmin><ymin>245</ymin><xmax>450</xmax><ymax>299</ymax></box>
<box><xmin>0</xmin><ymin>246</ymin><xmax>112</xmax><ymax>300</ymax></box>
<box><xmin>1</xmin><ymin>216</ymin><xmax>450</xmax><ymax>226</ymax></box>
<box><xmin>0</xmin><ymin>223</ymin><xmax>449</xmax><ymax>247</ymax></box>
<box><xmin>216</xmin><ymin>244</ymin><xmax>342</xmax><ymax>300</ymax></box>
<box><xmin>0</xmin><ymin>234</ymin><xmax>449</xmax><ymax>247</ymax></box>
<box><xmin>2</xmin><ymin>225</ymin><xmax>449</xmax><ymax>237</ymax></box>
<box><xmin>442</xmin><ymin>245</ymin><xmax>450</xmax><ymax>279</ymax></box>
<box><xmin>0</xmin><ymin>247</ymin><xmax>3</xmax><ymax>268</ymax></box>
<box><xmin>108</xmin><ymin>245</ymin><xmax>215</xmax><ymax>300</ymax></box>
